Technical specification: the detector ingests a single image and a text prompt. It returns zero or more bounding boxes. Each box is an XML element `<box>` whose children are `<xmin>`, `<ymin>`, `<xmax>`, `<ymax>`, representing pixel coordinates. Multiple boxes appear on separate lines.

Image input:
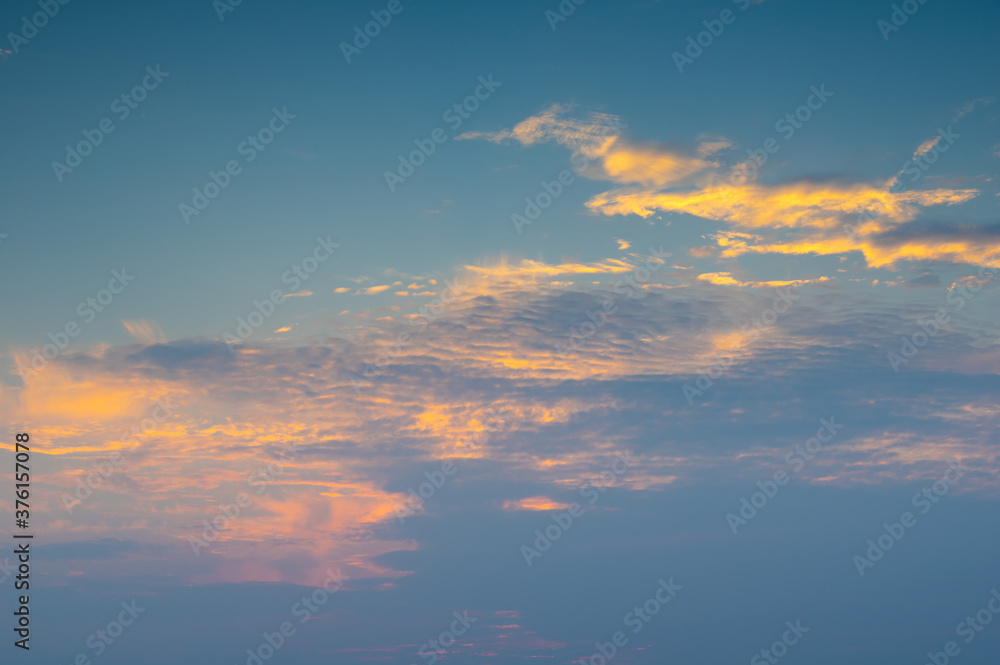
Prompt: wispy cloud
<box><xmin>122</xmin><ymin>319</ymin><xmax>167</xmax><ymax>345</ymax></box>
<box><xmin>952</xmin><ymin>96</ymin><xmax>993</xmax><ymax>122</ymax></box>
<box><xmin>473</xmin><ymin>105</ymin><xmax>999</xmax><ymax>271</ymax></box>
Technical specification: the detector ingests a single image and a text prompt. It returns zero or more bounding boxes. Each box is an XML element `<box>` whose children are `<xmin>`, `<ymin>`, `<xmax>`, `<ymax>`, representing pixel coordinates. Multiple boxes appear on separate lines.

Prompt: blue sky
<box><xmin>1</xmin><ymin>0</ymin><xmax>1000</xmax><ymax>663</ymax></box>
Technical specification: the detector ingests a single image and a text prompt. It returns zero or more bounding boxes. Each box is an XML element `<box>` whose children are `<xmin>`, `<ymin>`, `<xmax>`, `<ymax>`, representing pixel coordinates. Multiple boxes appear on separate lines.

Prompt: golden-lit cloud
<box><xmin>501</xmin><ymin>496</ymin><xmax>572</xmax><ymax>511</ymax></box>
<box><xmin>472</xmin><ymin>105</ymin><xmax>998</xmax><ymax>270</ymax></box>
<box><xmin>463</xmin><ymin>256</ymin><xmax>637</xmax><ymax>279</ymax></box>
<box><xmin>739</xmin><ymin>233</ymin><xmax>1000</xmax><ymax>269</ymax></box>
<box><xmin>6</xmin><ymin>248</ymin><xmax>999</xmax><ymax>591</ymax></box>
<box><xmin>588</xmin><ymin>181</ymin><xmax>976</xmax><ymax>230</ymax></box>
<box><xmin>460</xmin><ymin>104</ymin><xmax>718</xmax><ymax>188</ymax></box>
<box><xmin>912</xmin><ymin>136</ymin><xmax>941</xmax><ymax>159</ymax></box>
<box><xmin>0</xmin><ymin>330</ymin><xmax>991</xmax><ymax>593</ymax></box>
<box><xmin>586</xmin><ymin>169</ymin><xmax>994</xmax><ymax>269</ymax></box>
<box><xmin>696</xmin><ymin>272</ymin><xmax>831</xmax><ymax>288</ymax></box>
<box><xmin>452</xmin><ymin>255</ymin><xmax>663</xmax><ymax>298</ymax></box>
<box><xmin>358</xmin><ymin>285</ymin><xmax>392</xmax><ymax>295</ymax></box>
<box><xmin>12</xmin><ymin>363</ymin><xmax>176</xmax><ymax>423</ymax></box>
<box><xmin>597</xmin><ymin>142</ymin><xmax>712</xmax><ymax>187</ymax></box>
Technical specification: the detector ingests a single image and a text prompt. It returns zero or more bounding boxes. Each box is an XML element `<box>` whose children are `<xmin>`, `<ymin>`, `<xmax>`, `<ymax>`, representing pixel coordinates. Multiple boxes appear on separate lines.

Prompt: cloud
<box><xmin>501</xmin><ymin>496</ymin><xmax>572</xmax><ymax>511</ymax></box>
<box><xmin>696</xmin><ymin>272</ymin><xmax>831</xmax><ymax>288</ymax></box>
<box><xmin>471</xmin><ymin>105</ymin><xmax>1000</xmax><ymax>270</ymax></box>
<box><xmin>912</xmin><ymin>136</ymin><xmax>942</xmax><ymax>159</ymax></box>
<box><xmin>358</xmin><ymin>285</ymin><xmax>393</xmax><ymax>295</ymax></box>
<box><xmin>600</xmin><ymin>144</ymin><xmax>709</xmax><ymax>188</ymax></box>
<box><xmin>122</xmin><ymin>319</ymin><xmax>167</xmax><ymax>345</ymax></box>
<box><xmin>696</xmin><ymin>137</ymin><xmax>734</xmax><ymax>157</ymax></box>
<box><xmin>719</xmin><ymin>219</ymin><xmax>1000</xmax><ymax>269</ymax></box>
<box><xmin>588</xmin><ymin>179</ymin><xmax>976</xmax><ymax>230</ymax></box>
<box><xmin>461</xmin><ymin>104</ymin><xmax>718</xmax><ymax>188</ymax></box>
<box><xmin>6</xmin><ymin>253</ymin><xmax>1000</xmax><ymax>594</ymax></box>
<box><xmin>462</xmin><ymin>256</ymin><xmax>639</xmax><ymax>281</ymax></box>
<box><xmin>589</xmin><ymin>180</ymin><xmax>999</xmax><ymax>267</ymax></box>
<box><xmin>457</xmin><ymin>103</ymin><xmax>622</xmax><ymax>150</ymax></box>
<box><xmin>952</xmin><ymin>96</ymin><xmax>993</xmax><ymax>122</ymax></box>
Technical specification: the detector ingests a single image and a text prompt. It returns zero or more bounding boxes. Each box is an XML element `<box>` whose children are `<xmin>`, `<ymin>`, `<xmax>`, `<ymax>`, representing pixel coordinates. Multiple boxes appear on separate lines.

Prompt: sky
<box><xmin>1</xmin><ymin>0</ymin><xmax>1000</xmax><ymax>662</ymax></box>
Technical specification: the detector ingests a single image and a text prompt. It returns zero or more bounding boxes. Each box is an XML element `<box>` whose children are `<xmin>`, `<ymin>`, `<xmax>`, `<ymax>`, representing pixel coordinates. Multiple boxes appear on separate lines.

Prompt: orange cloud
<box><xmin>472</xmin><ymin>105</ymin><xmax>996</xmax><ymax>270</ymax></box>
<box><xmin>358</xmin><ymin>285</ymin><xmax>392</xmax><ymax>295</ymax></box>
<box><xmin>502</xmin><ymin>496</ymin><xmax>572</xmax><ymax>511</ymax></box>
<box><xmin>460</xmin><ymin>104</ymin><xmax>717</xmax><ymax>188</ymax></box>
